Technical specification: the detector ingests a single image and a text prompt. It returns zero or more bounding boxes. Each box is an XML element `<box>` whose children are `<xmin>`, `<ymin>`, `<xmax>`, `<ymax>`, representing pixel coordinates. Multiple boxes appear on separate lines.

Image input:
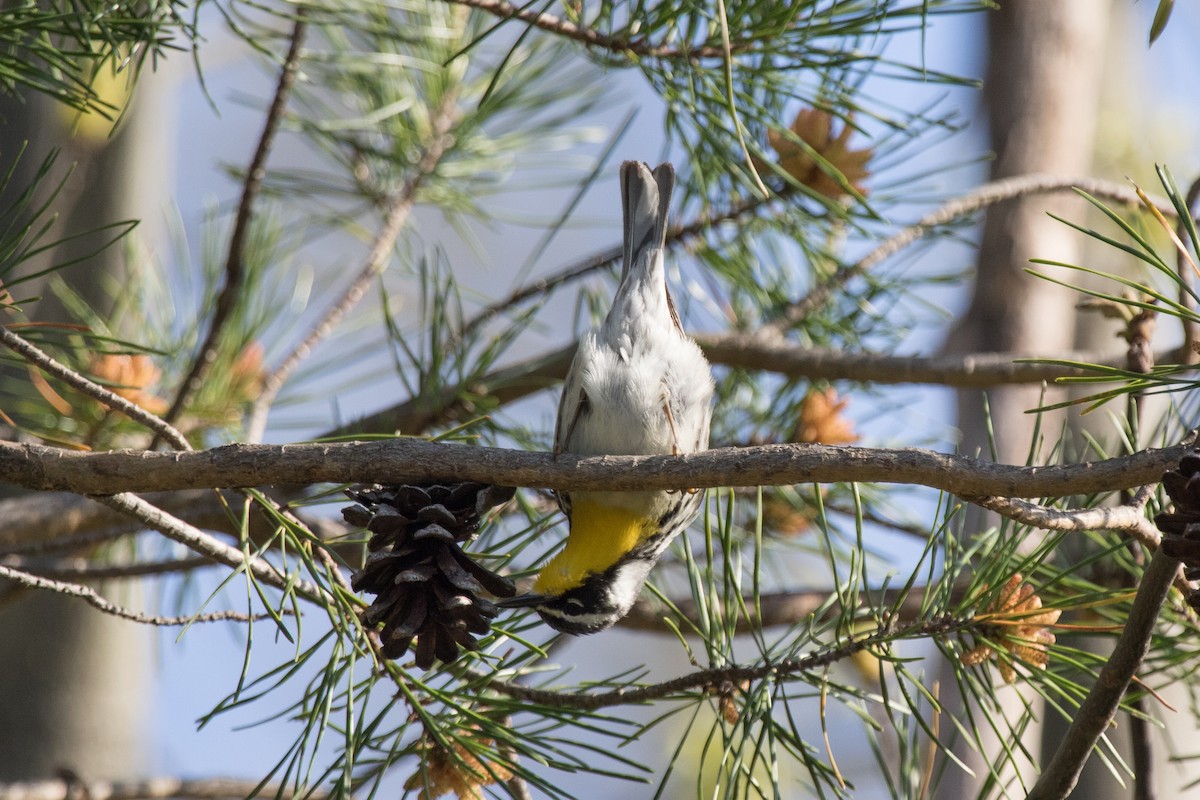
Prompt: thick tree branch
<box><xmin>330</xmin><ymin>336</ymin><xmax>1189</xmax><ymax>439</ymax></box>
<box><xmin>0</xmin><ymin>438</ymin><xmax>1186</xmax><ymax>499</ymax></box>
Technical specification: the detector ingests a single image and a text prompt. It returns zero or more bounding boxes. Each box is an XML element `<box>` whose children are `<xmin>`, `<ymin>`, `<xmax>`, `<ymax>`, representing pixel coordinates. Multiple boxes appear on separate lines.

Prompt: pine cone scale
<box><xmin>1155</xmin><ymin>449</ymin><xmax>1200</xmax><ymax>612</ymax></box>
<box><xmin>343</xmin><ymin>481</ymin><xmax>516</xmax><ymax>670</ymax></box>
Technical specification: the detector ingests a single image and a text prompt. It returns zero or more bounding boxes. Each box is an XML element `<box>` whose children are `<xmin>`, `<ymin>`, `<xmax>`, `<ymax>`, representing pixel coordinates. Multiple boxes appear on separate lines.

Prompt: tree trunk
<box><xmin>939</xmin><ymin>2</ymin><xmax>1111</xmax><ymax>797</ymax></box>
<box><xmin>0</xmin><ymin>66</ymin><xmax>168</xmax><ymax>778</ymax></box>
<box><xmin>948</xmin><ymin>0</ymin><xmax>1110</xmax><ymax>464</ymax></box>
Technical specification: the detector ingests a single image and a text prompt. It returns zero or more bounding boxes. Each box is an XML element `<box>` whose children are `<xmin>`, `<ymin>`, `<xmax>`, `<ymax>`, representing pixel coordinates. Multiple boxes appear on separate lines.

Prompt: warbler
<box><xmin>500</xmin><ymin>161</ymin><xmax>714</xmax><ymax>634</ymax></box>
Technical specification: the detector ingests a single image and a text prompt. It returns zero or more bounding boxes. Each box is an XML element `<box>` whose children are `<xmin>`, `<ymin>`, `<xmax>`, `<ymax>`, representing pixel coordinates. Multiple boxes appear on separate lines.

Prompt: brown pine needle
<box><xmin>1136</xmin><ymin>181</ymin><xmax>1200</xmax><ymax>282</ymax></box>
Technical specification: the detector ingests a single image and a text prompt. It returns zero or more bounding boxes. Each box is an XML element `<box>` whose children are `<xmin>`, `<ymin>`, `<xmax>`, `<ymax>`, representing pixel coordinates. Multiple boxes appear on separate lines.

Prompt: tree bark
<box><xmin>0</xmin><ymin>63</ymin><xmax>169</xmax><ymax>778</ymax></box>
<box><xmin>939</xmin><ymin>1</ymin><xmax>1112</xmax><ymax>797</ymax></box>
<box><xmin>948</xmin><ymin>0</ymin><xmax>1110</xmax><ymax>462</ymax></box>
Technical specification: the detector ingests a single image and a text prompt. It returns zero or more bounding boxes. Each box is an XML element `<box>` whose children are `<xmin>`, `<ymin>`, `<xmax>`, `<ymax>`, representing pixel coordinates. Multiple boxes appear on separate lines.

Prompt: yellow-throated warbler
<box><xmin>500</xmin><ymin>161</ymin><xmax>714</xmax><ymax>634</ymax></box>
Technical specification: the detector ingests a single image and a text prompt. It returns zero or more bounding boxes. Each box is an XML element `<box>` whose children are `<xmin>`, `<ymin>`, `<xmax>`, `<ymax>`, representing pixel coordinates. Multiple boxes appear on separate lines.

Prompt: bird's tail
<box><xmin>620</xmin><ymin>161</ymin><xmax>674</xmax><ymax>280</ymax></box>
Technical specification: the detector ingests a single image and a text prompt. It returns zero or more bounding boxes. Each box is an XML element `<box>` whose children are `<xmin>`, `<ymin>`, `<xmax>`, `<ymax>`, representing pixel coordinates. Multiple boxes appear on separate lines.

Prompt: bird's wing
<box><xmin>552</xmin><ymin>345</ymin><xmax>591</xmax><ymax>516</ymax></box>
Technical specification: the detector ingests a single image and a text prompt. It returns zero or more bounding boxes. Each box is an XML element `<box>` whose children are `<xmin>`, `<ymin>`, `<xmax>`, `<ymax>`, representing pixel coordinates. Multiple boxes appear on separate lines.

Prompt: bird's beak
<box><xmin>495</xmin><ymin>593</ymin><xmax>546</xmax><ymax>609</ymax></box>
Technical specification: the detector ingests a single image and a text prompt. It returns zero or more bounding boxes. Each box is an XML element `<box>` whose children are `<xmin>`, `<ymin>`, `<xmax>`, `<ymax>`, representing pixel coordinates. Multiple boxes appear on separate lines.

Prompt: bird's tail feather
<box><xmin>620</xmin><ymin>161</ymin><xmax>674</xmax><ymax>278</ymax></box>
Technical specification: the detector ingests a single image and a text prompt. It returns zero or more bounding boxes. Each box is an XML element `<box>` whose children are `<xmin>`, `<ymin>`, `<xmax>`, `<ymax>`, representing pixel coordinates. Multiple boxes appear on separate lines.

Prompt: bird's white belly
<box><xmin>570</xmin><ymin>343</ymin><xmax>676</xmax><ymax>457</ymax></box>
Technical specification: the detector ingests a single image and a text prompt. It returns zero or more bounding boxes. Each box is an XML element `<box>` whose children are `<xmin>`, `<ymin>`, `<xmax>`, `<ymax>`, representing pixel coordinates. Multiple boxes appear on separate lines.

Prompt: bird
<box><xmin>499</xmin><ymin>160</ymin><xmax>714</xmax><ymax>634</ymax></box>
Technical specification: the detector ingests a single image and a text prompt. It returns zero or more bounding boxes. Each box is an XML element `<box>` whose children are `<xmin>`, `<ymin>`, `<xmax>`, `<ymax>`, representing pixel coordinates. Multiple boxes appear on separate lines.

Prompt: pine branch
<box><xmin>0</xmin><ymin>326</ymin><xmax>191</xmax><ymax>451</ymax></box>
<box><xmin>478</xmin><ymin>615</ymin><xmax>966</xmax><ymax>711</ymax></box>
<box><xmin>0</xmin><ymin>437</ymin><xmax>1188</xmax><ymax>498</ymax></box>
<box><xmin>441</xmin><ymin>0</ymin><xmax>754</xmax><ymax>59</ymax></box>
<box><xmin>0</xmin><ymin>490</ymin><xmax>348</xmax><ymax>556</ymax></box>
<box><xmin>0</xmin><ymin>563</ymin><xmax>281</xmax><ymax>626</ymax></box>
<box><xmin>771</xmin><ymin>174</ymin><xmax>1172</xmax><ymax>332</ymax></box>
<box><xmin>1026</xmin><ymin>549</ymin><xmax>1181</xmax><ymax>800</ymax></box>
<box><xmin>329</xmin><ymin>337</ymin><xmax>1186</xmax><ymax>440</ymax></box>
<box><xmin>160</xmin><ymin>15</ymin><xmax>309</xmax><ymax>441</ymax></box>
<box><xmin>90</xmin><ymin>493</ymin><xmax>327</xmax><ymax>603</ymax></box>
<box><xmin>245</xmin><ymin>84</ymin><xmax>461</xmax><ymax>443</ymax></box>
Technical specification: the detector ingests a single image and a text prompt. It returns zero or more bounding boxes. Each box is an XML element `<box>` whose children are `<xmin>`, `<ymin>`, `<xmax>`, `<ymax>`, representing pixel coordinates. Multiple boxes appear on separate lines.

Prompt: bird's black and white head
<box><xmin>498</xmin><ymin>556</ymin><xmax>656</xmax><ymax>635</ymax></box>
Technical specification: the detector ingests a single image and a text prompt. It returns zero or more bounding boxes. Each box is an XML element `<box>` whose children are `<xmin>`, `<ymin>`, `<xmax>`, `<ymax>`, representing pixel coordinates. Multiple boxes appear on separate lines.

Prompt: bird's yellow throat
<box><xmin>533</xmin><ymin>497</ymin><xmax>653</xmax><ymax>594</ymax></box>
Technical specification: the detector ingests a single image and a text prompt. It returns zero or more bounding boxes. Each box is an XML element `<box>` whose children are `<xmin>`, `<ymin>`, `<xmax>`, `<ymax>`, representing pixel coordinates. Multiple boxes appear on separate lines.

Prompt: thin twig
<box><xmin>965</xmin><ymin>496</ymin><xmax>1161</xmax><ymax>549</ymax></box>
<box><xmin>966</xmin><ymin>494</ymin><xmax>1192</xmax><ymax>598</ymax></box>
<box><xmin>1026</xmin><ymin>548</ymin><xmax>1181</xmax><ymax>800</ymax></box>
<box><xmin>478</xmin><ymin>615</ymin><xmax>963</xmax><ymax>710</ymax></box>
<box><xmin>0</xmin><ymin>327</ymin><xmax>191</xmax><ymax>451</ymax></box>
<box><xmin>457</xmin><ymin>194</ymin><xmax>770</xmax><ymax>343</ymax></box>
<box><xmin>0</xmin><ymin>564</ymin><xmax>280</xmax><ymax>626</ymax></box>
<box><xmin>90</xmin><ymin>493</ymin><xmax>327</xmax><ymax>603</ymax></box>
<box><xmin>0</xmin><ymin>489</ymin><xmax>349</xmax><ymax>557</ymax></box>
<box><xmin>441</xmin><ymin>0</ymin><xmax>754</xmax><ymax>59</ymax></box>
<box><xmin>619</xmin><ymin>583</ymin><xmax>964</xmax><ymax>632</ymax></box>
<box><xmin>769</xmin><ymin>174</ymin><xmax>1173</xmax><ymax>334</ymax></box>
<box><xmin>160</xmin><ymin>15</ymin><xmax>309</xmax><ymax>442</ymax></box>
<box><xmin>0</xmin><ymin>778</ymin><xmax>331</xmax><ymax>800</ymax></box>
<box><xmin>245</xmin><ymin>87</ymin><xmax>460</xmax><ymax>443</ymax></box>
<box><xmin>0</xmin><ymin>437</ymin><xmax>1189</xmax><ymax>499</ymax></box>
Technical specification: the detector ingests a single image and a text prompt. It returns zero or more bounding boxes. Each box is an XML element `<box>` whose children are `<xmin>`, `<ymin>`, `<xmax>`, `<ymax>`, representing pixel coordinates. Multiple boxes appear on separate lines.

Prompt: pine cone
<box><xmin>1156</xmin><ymin>450</ymin><xmax>1200</xmax><ymax>599</ymax></box>
<box><xmin>344</xmin><ymin>482</ymin><xmax>516</xmax><ymax>668</ymax></box>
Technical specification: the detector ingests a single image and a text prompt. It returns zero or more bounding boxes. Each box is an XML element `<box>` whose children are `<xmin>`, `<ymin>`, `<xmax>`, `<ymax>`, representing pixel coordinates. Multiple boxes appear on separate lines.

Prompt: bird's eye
<box><xmin>565</xmin><ymin>598</ymin><xmax>585</xmax><ymax>611</ymax></box>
